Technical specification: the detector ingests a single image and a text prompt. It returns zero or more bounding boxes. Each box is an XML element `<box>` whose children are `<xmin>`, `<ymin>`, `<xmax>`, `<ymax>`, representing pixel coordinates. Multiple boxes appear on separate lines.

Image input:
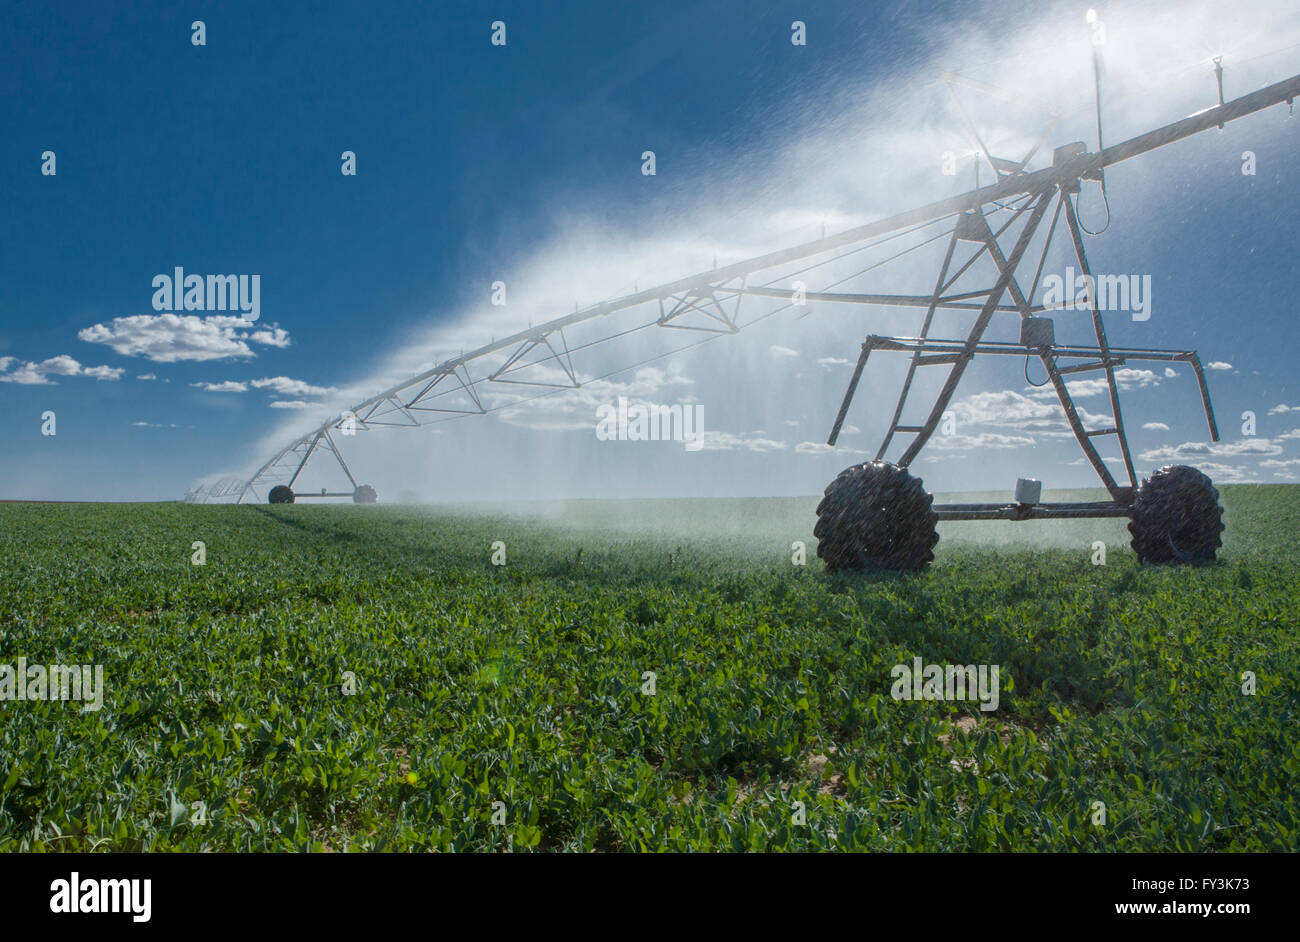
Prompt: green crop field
<box><xmin>0</xmin><ymin>486</ymin><xmax>1296</xmax><ymax>852</ymax></box>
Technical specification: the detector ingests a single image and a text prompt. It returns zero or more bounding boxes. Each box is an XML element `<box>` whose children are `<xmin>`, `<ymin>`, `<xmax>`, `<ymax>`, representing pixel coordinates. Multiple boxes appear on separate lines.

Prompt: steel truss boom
<box><xmin>234</xmin><ymin>71</ymin><xmax>1300</xmax><ymax>503</ymax></box>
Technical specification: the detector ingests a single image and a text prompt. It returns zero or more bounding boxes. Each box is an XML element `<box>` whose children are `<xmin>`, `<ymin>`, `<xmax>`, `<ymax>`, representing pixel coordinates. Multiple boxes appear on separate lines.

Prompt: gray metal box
<box><xmin>1021</xmin><ymin>316</ymin><xmax>1055</xmax><ymax>349</ymax></box>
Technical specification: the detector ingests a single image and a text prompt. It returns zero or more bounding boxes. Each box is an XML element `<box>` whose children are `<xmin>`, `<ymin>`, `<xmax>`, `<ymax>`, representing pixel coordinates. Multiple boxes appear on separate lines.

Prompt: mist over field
<box><xmin>215</xmin><ymin>0</ymin><xmax>1300</xmax><ymax>507</ymax></box>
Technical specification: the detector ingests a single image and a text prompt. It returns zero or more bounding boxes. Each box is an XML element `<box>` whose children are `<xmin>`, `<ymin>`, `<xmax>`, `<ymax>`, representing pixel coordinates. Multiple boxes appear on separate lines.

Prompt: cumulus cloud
<box><xmin>928</xmin><ymin>432</ymin><xmax>1036</xmax><ymax>451</ymax></box>
<box><xmin>1138</xmin><ymin>438</ymin><xmax>1283</xmax><ymax>462</ymax></box>
<box><xmin>696</xmin><ymin>431</ymin><xmax>787</xmax><ymax>453</ymax></box>
<box><xmin>1277</xmin><ymin>428</ymin><xmax>1300</xmax><ymax>440</ymax></box>
<box><xmin>269</xmin><ymin>400</ymin><xmax>310</xmax><ymax>409</ymax></box>
<box><xmin>191</xmin><ymin>381</ymin><xmax>248</xmax><ymax>393</ymax></box>
<box><xmin>0</xmin><ymin>364</ymin><xmax>53</xmax><ymax>385</ymax></box>
<box><xmin>816</xmin><ymin>357</ymin><xmax>852</xmax><ymax>368</ymax></box>
<box><xmin>1268</xmin><ymin>404</ymin><xmax>1298</xmax><ymax>416</ymax></box>
<box><xmin>1206</xmin><ymin>362</ymin><xmax>1232</xmax><ymax>371</ymax></box>
<box><xmin>1026</xmin><ymin>368</ymin><xmax>1161</xmax><ymax>400</ymax></box>
<box><xmin>796</xmin><ymin>440</ymin><xmax>869</xmax><ymax>457</ymax></box>
<box><xmin>0</xmin><ymin>355</ymin><xmax>123</xmax><ymax>385</ymax></box>
<box><xmin>950</xmin><ymin>389</ymin><xmax>1111</xmax><ymax>435</ymax></box>
<box><xmin>137</xmin><ymin>373</ymin><xmax>158</xmax><ymax>380</ymax></box>
<box><xmin>39</xmin><ymin>355</ymin><xmax>82</xmax><ymax>376</ymax></box>
<box><xmin>1157</xmin><ymin>461</ymin><xmax>1255</xmax><ymax>483</ymax></box>
<box><xmin>83</xmin><ymin>365</ymin><xmax>124</xmax><ymax>380</ymax></box>
<box><xmin>769</xmin><ymin>345</ymin><xmax>799</xmax><ymax>358</ymax></box>
<box><xmin>250</xmin><ymin>376</ymin><xmax>336</xmax><ymax>397</ymax></box>
<box><xmin>77</xmin><ymin>314</ymin><xmax>291</xmax><ymax>362</ymax></box>
<box><xmin>247</xmin><ymin>327</ymin><xmax>291</xmax><ymax>349</ymax></box>
<box><xmin>1142</xmin><ymin>422</ymin><xmax>1170</xmax><ymax>431</ymax></box>
<box><xmin>185</xmin><ymin>375</ymin><xmax>336</xmax><ymax>399</ymax></box>
<box><xmin>1164</xmin><ymin>368</ymin><xmax>1177</xmax><ymax>378</ymax></box>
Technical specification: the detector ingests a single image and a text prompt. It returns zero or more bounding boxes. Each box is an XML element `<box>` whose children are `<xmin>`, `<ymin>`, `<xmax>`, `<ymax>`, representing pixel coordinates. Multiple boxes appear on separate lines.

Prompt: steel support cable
<box><xmin>394</xmin><ymin>244</ymin><xmax>922</xmax><ymax>436</ymax></box>
<box><xmin>756</xmin><ymin>192</ymin><xmax>1030</xmax><ymax>297</ymax></box>
<box><xmin>791</xmin><ymin>226</ymin><xmax>963</xmax><ymax>319</ymax></box>
<box><xmin>434</xmin><ymin>209</ymin><xmax>982</xmax><ymax>392</ymax></box>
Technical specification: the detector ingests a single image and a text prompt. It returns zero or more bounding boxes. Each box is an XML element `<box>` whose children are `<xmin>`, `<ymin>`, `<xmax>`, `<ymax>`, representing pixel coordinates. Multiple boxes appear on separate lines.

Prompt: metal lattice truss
<box><xmin>230</xmin><ymin>71</ymin><xmax>1300</xmax><ymax>505</ymax></box>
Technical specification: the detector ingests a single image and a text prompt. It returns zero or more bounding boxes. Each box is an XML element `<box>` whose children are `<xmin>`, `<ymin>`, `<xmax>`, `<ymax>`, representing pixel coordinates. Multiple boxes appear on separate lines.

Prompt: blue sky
<box><xmin>2</xmin><ymin>0</ymin><xmax>1298</xmax><ymax>501</ymax></box>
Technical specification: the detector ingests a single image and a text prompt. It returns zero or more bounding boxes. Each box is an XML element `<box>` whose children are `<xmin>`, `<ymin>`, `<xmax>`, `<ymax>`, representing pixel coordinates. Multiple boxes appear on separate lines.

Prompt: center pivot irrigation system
<box><xmin>227</xmin><ymin>58</ymin><xmax>1300</xmax><ymax>571</ymax></box>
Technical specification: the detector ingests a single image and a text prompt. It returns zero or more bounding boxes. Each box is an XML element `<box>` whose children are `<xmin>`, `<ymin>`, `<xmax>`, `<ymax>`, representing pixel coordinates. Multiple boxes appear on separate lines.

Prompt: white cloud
<box><xmin>1139</xmin><ymin>438</ymin><xmax>1282</xmax><ymax>462</ymax></box>
<box><xmin>795</xmin><ymin>440</ymin><xmax>869</xmax><ymax>456</ymax></box>
<box><xmin>1027</xmin><ymin>368</ymin><xmax>1161</xmax><ymax>400</ymax></box>
<box><xmin>950</xmin><ymin>389</ymin><xmax>1111</xmax><ymax>435</ymax></box>
<box><xmin>1164</xmin><ymin>368</ymin><xmax>1177</xmax><ymax>378</ymax></box>
<box><xmin>1142</xmin><ymin>422</ymin><xmax>1170</xmax><ymax>431</ymax></box>
<box><xmin>191</xmin><ymin>381</ymin><xmax>248</xmax><ymax>393</ymax></box>
<box><xmin>83</xmin><ymin>365</ymin><xmax>124</xmax><ymax>381</ymax></box>
<box><xmin>816</xmin><ymin>357</ymin><xmax>852</xmax><ymax>368</ymax></box>
<box><xmin>782</xmin><ymin>419</ymin><xmax>800</xmax><ymax>427</ymax></box>
<box><xmin>1277</xmin><ymin>429</ymin><xmax>1300</xmax><ymax>440</ymax></box>
<box><xmin>247</xmin><ymin>328</ymin><xmax>291</xmax><ymax>349</ymax></box>
<box><xmin>250</xmin><ymin>376</ymin><xmax>336</xmax><ymax>397</ymax></box>
<box><xmin>269</xmin><ymin>400</ymin><xmax>310</xmax><ymax>409</ymax></box>
<box><xmin>40</xmin><ymin>355</ymin><xmax>82</xmax><ymax>376</ymax></box>
<box><xmin>1267</xmin><ymin>404</ymin><xmax>1298</xmax><ymax>416</ymax></box>
<box><xmin>78</xmin><ymin>314</ymin><xmax>291</xmax><ymax>362</ymax></box>
<box><xmin>1206</xmin><ymin>361</ymin><xmax>1232</xmax><ymax>371</ymax></box>
<box><xmin>1156</xmin><ymin>461</ymin><xmax>1255</xmax><ymax>483</ymax></box>
<box><xmin>0</xmin><ymin>355</ymin><xmax>122</xmax><ymax>385</ymax></box>
<box><xmin>1260</xmin><ymin>458</ymin><xmax>1300</xmax><ymax>468</ymax></box>
<box><xmin>137</xmin><ymin>373</ymin><xmax>158</xmax><ymax>381</ymax></box>
<box><xmin>0</xmin><ymin>363</ymin><xmax>54</xmax><ymax>385</ymax></box>
<box><xmin>769</xmin><ymin>345</ymin><xmax>799</xmax><ymax>358</ymax></box>
<box><xmin>697</xmin><ymin>431</ymin><xmax>787</xmax><ymax>453</ymax></box>
<box><xmin>929</xmin><ymin>432</ymin><xmax>1036</xmax><ymax>451</ymax></box>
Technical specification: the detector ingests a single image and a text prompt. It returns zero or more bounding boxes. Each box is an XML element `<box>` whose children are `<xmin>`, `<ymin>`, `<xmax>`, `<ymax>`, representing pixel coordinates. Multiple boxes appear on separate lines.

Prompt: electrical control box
<box><xmin>1021</xmin><ymin>316</ymin><xmax>1055</xmax><ymax>349</ymax></box>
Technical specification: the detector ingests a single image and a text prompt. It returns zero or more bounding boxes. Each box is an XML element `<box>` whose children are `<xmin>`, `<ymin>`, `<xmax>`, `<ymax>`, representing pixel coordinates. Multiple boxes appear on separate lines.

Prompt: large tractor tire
<box><xmin>352</xmin><ymin>484</ymin><xmax>378</xmax><ymax>504</ymax></box>
<box><xmin>1128</xmin><ymin>465</ymin><xmax>1224</xmax><ymax>564</ymax></box>
<box><xmin>814</xmin><ymin>461</ymin><xmax>939</xmax><ymax>572</ymax></box>
<box><xmin>268</xmin><ymin>485</ymin><xmax>295</xmax><ymax>504</ymax></box>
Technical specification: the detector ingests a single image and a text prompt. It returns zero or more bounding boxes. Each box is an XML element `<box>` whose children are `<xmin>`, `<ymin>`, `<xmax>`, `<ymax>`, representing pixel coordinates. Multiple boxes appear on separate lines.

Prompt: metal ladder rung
<box><xmin>1085</xmin><ymin>427</ymin><xmax>1118</xmax><ymax>436</ymax></box>
<box><xmin>894</xmin><ymin>425</ymin><xmax>926</xmax><ymax>433</ymax></box>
